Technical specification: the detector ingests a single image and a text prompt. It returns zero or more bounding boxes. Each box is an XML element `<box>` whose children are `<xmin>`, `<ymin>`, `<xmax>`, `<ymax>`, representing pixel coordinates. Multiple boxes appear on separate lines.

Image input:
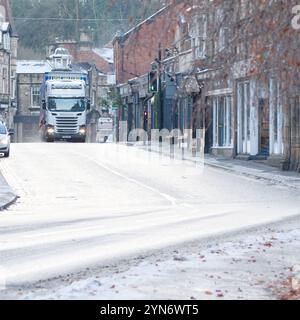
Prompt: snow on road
<box><xmin>0</xmin><ymin>143</ymin><xmax>300</xmax><ymax>295</ymax></box>
<box><xmin>6</xmin><ymin>217</ymin><xmax>300</xmax><ymax>300</ymax></box>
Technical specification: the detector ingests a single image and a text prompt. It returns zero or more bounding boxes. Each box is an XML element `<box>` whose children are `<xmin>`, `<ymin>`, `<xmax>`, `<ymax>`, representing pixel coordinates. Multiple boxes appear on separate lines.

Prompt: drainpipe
<box><xmin>283</xmin><ymin>96</ymin><xmax>292</xmax><ymax>171</ymax></box>
<box><xmin>288</xmin><ymin>99</ymin><xmax>292</xmax><ymax>171</ymax></box>
<box><xmin>8</xmin><ymin>48</ymin><xmax>11</xmax><ymax>128</ymax></box>
<box><xmin>158</xmin><ymin>43</ymin><xmax>164</xmax><ymax>132</ymax></box>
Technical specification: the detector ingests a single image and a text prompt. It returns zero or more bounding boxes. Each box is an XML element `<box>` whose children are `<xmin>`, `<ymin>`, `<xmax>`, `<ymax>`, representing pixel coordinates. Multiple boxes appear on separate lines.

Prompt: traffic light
<box><xmin>148</xmin><ymin>70</ymin><xmax>158</xmax><ymax>93</ymax></box>
<box><xmin>143</xmin><ymin>109</ymin><xmax>148</xmax><ymax>131</ymax></box>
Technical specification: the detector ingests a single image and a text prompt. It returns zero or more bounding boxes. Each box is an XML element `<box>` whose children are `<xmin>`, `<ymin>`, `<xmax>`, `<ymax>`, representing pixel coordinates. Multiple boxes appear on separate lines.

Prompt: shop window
<box><xmin>213</xmin><ymin>96</ymin><xmax>232</xmax><ymax>147</ymax></box>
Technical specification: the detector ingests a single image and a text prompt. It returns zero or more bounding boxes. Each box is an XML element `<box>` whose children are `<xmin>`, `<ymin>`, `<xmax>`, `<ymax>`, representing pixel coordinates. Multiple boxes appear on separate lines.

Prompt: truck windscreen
<box><xmin>48</xmin><ymin>98</ymin><xmax>86</xmax><ymax>112</ymax></box>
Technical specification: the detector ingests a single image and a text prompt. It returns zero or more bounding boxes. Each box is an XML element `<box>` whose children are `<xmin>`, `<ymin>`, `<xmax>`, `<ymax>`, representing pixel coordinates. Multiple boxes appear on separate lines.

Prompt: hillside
<box><xmin>11</xmin><ymin>0</ymin><xmax>165</xmax><ymax>58</ymax></box>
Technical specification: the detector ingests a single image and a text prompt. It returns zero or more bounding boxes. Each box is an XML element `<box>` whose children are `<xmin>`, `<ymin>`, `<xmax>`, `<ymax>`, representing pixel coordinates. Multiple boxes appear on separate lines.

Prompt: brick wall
<box><xmin>113</xmin><ymin>1</ymin><xmax>190</xmax><ymax>84</ymax></box>
<box><xmin>76</xmin><ymin>51</ymin><xmax>113</xmax><ymax>74</ymax></box>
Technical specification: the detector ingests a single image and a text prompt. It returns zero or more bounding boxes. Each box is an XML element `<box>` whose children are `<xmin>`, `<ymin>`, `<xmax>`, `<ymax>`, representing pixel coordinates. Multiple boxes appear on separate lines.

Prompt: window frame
<box><xmin>31</xmin><ymin>86</ymin><xmax>41</xmax><ymax>108</ymax></box>
<box><xmin>213</xmin><ymin>95</ymin><xmax>233</xmax><ymax>148</ymax></box>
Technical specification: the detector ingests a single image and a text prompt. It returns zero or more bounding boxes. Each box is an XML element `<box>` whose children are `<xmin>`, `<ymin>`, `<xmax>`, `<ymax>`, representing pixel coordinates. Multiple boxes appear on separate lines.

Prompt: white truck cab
<box><xmin>40</xmin><ymin>48</ymin><xmax>90</xmax><ymax>142</ymax></box>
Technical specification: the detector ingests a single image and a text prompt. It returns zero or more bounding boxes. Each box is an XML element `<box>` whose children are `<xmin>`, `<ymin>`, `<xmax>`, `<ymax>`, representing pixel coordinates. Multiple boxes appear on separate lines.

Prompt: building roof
<box><xmin>113</xmin><ymin>5</ymin><xmax>169</xmax><ymax>44</ymax></box>
<box><xmin>16</xmin><ymin>60</ymin><xmax>52</xmax><ymax>74</ymax></box>
<box><xmin>1</xmin><ymin>21</ymin><xmax>9</xmax><ymax>32</ymax></box>
<box><xmin>16</xmin><ymin>60</ymin><xmax>90</xmax><ymax>75</ymax></box>
<box><xmin>92</xmin><ymin>47</ymin><xmax>114</xmax><ymax>64</ymax></box>
<box><xmin>0</xmin><ymin>0</ymin><xmax>17</xmax><ymax>37</ymax></box>
<box><xmin>72</xmin><ymin>62</ymin><xmax>90</xmax><ymax>74</ymax></box>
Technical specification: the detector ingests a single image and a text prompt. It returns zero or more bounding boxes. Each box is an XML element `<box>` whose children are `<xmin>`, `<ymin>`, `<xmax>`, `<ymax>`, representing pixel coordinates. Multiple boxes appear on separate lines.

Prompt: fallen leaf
<box><xmin>205</xmin><ymin>291</ymin><xmax>213</xmax><ymax>295</ymax></box>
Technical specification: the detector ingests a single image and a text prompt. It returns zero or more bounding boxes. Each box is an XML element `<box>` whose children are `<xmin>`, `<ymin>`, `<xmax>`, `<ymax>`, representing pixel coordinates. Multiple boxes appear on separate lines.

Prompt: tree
<box><xmin>11</xmin><ymin>0</ymin><xmax>165</xmax><ymax>57</ymax></box>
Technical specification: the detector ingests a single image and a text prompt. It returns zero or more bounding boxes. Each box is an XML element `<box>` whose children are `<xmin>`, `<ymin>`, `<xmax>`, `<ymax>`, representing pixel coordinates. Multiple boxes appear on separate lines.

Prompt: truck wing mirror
<box><xmin>8</xmin><ymin>129</ymin><xmax>15</xmax><ymax>136</ymax></box>
<box><xmin>42</xmin><ymin>100</ymin><xmax>46</xmax><ymax>110</ymax></box>
<box><xmin>87</xmin><ymin>99</ymin><xmax>91</xmax><ymax>111</ymax></box>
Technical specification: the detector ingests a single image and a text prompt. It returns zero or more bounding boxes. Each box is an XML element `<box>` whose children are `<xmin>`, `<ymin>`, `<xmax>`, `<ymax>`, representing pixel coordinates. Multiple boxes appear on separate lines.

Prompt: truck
<box><xmin>39</xmin><ymin>48</ymin><xmax>90</xmax><ymax>142</ymax></box>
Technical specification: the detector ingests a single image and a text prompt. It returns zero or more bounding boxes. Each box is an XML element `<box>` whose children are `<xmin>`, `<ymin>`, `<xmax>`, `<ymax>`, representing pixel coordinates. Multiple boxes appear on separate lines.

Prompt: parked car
<box><xmin>0</xmin><ymin>123</ymin><xmax>13</xmax><ymax>158</ymax></box>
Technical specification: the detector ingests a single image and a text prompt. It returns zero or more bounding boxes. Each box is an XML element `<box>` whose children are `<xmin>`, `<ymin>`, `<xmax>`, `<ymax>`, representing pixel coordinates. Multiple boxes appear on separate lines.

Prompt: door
<box><xmin>259</xmin><ymin>98</ymin><xmax>270</xmax><ymax>156</ymax></box>
<box><xmin>204</xmin><ymin>98</ymin><xmax>213</xmax><ymax>154</ymax></box>
<box><xmin>237</xmin><ymin>81</ymin><xmax>251</xmax><ymax>154</ymax></box>
<box><xmin>128</xmin><ymin>104</ymin><xmax>133</xmax><ymax>134</ymax></box>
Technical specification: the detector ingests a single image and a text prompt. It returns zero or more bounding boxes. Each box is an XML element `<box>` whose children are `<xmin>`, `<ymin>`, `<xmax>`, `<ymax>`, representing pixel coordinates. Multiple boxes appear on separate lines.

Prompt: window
<box><xmin>240</xmin><ymin>0</ymin><xmax>248</xmax><ymax>19</ymax></box>
<box><xmin>3</xmin><ymin>33</ymin><xmax>10</xmax><ymax>51</ymax></box>
<box><xmin>11</xmin><ymin>70</ymin><xmax>16</xmax><ymax>99</ymax></box>
<box><xmin>192</xmin><ymin>14</ymin><xmax>207</xmax><ymax>59</ymax></box>
<box><xmin>236</xmin><ymin>0</ymin><xmax>252</xmax><ymax>20</ymax></box>
<box><xmin>31</xmin><ymin>86</ymin><xmax>40</xmax><ymax>107</ymax></box>
<box><xmin>214</xmin><ymin>7</ymin><xmax>226</xmax><ymax>53</ymax></box>
<box><xmin>218</xmin><ymin>27</ymin><xmax>226</xmax><ymax>52</ymax></box>
<box><xmin>213</xmin><ymin>96</ymin><xmax>232</xmax><ymax>147</ymax></box>
<box><xmin>2</xmin><ymin>68</ymin><xmax>7</xmax><ymax>93</ymax></box>
<box><xmin>92</xmin><ymin>90</ymin><xmax>96</xmax><ymax>106</ymax></box>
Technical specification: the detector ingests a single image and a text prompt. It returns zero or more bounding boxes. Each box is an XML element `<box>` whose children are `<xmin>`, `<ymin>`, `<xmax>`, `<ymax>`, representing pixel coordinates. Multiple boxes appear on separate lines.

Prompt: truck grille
<box><xmin>55</xmin><ymin>116</ymin><xmax>78</xmax><ymax>134</ymax></box>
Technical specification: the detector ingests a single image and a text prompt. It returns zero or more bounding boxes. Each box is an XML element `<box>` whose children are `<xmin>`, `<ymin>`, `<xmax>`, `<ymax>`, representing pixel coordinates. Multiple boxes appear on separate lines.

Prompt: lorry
<box><xmin>40</xmin><ymin>48</ymin><xmax>90</xmax><ymax>142</ymax></box>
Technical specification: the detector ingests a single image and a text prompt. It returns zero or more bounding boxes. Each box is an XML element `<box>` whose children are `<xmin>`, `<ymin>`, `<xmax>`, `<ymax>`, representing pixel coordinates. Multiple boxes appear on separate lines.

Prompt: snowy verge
<box><xmin>0</xmin><ymin>169</ymin><xmax>17</xmax><ymax>211</ymax></box>
<box><xmin>5</xmin><ymin>217</ymin><xmax>300</xmax><ymax>300</ymax></box>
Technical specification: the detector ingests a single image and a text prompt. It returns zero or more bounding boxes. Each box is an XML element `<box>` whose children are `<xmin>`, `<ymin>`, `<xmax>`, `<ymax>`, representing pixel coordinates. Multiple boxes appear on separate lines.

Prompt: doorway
<box><xmin>237</xmin><ymin>81</ymin><xmax>251</xmax><ymax>154</ymax></box>
<box><xmin>259</xmin><ymin>98</ymin><xmax>270</xmax><ymax>156</ymax></box>
<box><xmin>204</xmin><ymin>98</ymin><xmax>213</xmax><ymax>154</ymax></box>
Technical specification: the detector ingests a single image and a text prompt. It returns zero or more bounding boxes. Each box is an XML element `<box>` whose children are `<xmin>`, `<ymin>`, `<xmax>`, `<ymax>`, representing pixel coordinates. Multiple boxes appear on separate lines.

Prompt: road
<box><xmin>0</xmin><ymin>143</ymin><xmax>300</xmax><ymax>290</ymax></box>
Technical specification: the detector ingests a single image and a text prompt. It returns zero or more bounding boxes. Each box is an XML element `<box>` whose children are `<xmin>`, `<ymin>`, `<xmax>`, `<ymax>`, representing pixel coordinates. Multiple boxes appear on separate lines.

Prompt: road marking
<box><xmin>72</xmin><ymin>151</ymin><xmax>178</xmax><ymax>207</ymax></box>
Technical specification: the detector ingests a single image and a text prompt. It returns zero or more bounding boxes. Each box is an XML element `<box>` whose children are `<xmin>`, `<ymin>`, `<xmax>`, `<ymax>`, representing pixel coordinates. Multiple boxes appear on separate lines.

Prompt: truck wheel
<box><xmin>46</xmin><ymin>137</ymin><xmax>54</xmax><ymax>143</ymax></box>
<box><xmin>4</xmin><ymin>150</ymin><xmax>10</xmax><ymax>158</ymax></box>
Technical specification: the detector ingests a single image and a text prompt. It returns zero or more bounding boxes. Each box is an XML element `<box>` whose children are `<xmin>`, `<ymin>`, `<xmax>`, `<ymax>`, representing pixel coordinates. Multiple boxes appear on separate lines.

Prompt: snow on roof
<box><xmin>16</xmin><ymin>60</ymin><xmax>52</xmax><ymax>74</ymax></box>
<box><xmin>2</xmin><ymin>22</ymin><xmax>10</xmax><ymax>32</ymax></box>
<box><xmin>93</xmin><ymin>47</ymin><xmax>114</xmax><ymax>64</ymax></box>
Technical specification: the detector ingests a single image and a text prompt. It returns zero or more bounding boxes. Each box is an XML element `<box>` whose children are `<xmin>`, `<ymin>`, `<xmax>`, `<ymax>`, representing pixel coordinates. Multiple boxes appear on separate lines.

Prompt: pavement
<box><xmin>0</xmin><ymin>160</ymin><xmax>17</xmax><ymax>211</ymax></box>
<box><xmin>134</xmin><ymin>141</ymin><xmax>300</xmax><ymax>190</ymax></box>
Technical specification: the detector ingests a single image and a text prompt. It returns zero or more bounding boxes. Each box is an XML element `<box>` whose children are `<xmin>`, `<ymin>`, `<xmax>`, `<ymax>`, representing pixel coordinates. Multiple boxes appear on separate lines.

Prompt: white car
<box><xmin>0</xmin><ymin>123</ymin><xmax>13</xmax><ymax>158</ymax></box>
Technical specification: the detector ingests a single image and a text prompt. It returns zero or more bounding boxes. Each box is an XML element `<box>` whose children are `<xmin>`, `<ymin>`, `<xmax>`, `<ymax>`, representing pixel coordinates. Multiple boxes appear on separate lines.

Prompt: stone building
<box><xmin>0</xmin><ymin>0</ymin><xmax>18</xmax><ymax>129</ymax></box>
<box><xmin>113</xmin><ymin>0</ymin><xmax>300</xmax><ymax>171</ymax></box>
<box><xmin>184</xmin><ymin>0</ymin><xmax>300</xmax><ymax>170</ymax></box>
<box><xmin>113</xmin><ymin>0</ymin><xmax>191</xmax><ymax>135</ymax></box>
<box><xmin>113</xmin><ymin>1</ymin><xmax>191</xmax><ymax>85</ymax></box>
<box><xmin>15</xmin><ymin>60</ymin><xmax>51</xmax><ymax>142</ymax></box>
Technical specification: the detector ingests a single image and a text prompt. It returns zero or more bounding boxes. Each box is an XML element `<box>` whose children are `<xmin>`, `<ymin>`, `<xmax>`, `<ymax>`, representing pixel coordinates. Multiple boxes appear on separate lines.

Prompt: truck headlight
<box><xmin>0</xmin><ymin>138</ymin><xmax>8</xmax><ymax>144</ymax></box>
<box><xmin>47</xmin><ymin>127</ymin><xmax>55</xmax><ymax>135</ymax></box>
<box><xmin>79</xmin><ymin>127</ymin><xmax>86</xmax><ymax>135</ymax></box>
